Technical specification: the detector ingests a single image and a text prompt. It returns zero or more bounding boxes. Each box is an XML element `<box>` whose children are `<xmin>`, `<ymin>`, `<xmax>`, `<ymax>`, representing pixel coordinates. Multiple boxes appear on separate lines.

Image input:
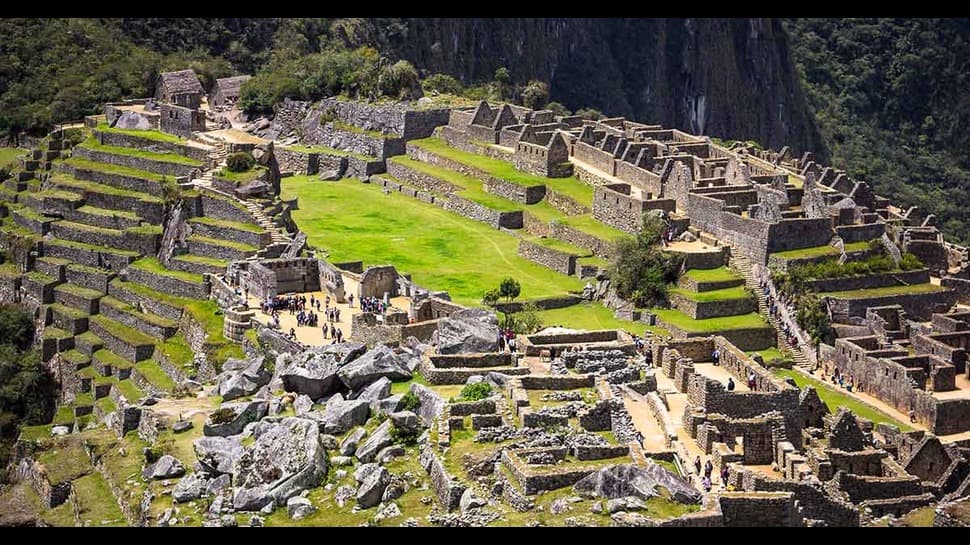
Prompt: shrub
<box><xmin>399</xmin><ymin>391</ymin><xmax>421</xmax><ymax>412</ymax></box>
<box><xmin>390</xmin><ymin>425</ymin><xmax>420</xmax><ymax>446</ymax></box>
<box><xmin>422</xmin><ymin>73</ymin><xmax>463</xmax><ymax>95</ymax></box>
<box><xmin>458</xmin><ymin>382</ymin><xmax>492</xmax><ymax>402</ymax></box>
<box><xmin>225</xmin><ymin>152</ymin><xmax>256</xmax><ymax>173</ymax></box>
<box><xmin>544</xmin><ymin>101</ymin><xmax>571</xmax><ymax>117</ymax></box>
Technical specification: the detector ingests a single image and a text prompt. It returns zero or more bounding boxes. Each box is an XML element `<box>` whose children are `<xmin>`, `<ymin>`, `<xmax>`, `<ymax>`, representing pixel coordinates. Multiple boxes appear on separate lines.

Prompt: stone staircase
<box><xmin>731</xmin><ymin>253</ymin><xmax>813</xmax><ymax>370</ymax></box>
<box><xmin>189</xmin><ymin>132</ymin><xmax>291</xmax><ymax>248</ymax></box>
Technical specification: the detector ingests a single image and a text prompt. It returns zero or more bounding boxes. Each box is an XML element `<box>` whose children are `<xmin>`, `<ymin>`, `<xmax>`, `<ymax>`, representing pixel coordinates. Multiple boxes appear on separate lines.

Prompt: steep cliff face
<box><xmin>386</xmin><ymin>18</ymin><xmax>826</xmax><ymax>159</ymax></box>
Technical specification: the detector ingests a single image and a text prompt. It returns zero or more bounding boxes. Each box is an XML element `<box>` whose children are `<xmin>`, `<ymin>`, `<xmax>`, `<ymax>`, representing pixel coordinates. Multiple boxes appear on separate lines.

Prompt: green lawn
<box><xmin>172</xmin><ymin>254</ymin><xmax>229</xmax><ymax>268</ymax></box>
<box><xmin>524</xmin><ymin>236</ymin><xmax>592</xmax><ymax>256</ymax></box>
<box><xmin>216</xmin><ymin>166</ymin><xmax>266</xmax><ymax>184</ymax></box>
<box><xmin>748</xmin><ymin>347</ymin><xmax>790</xmax><ymax>363</ymax></box>
<box><xmin>79</xmin><ymin>136</ymin><xmax>202</xmax><ymax>166</ymax></box>
<box><xmin>158</xmin><ymin>334</ymin><xmax>195</xmax><ymax>369</ymax></box>
<box><xmin>282</xmin><ymin>175</ymin><xmax>584</xmax><ymax>306</ymax></box>
<box><xmin>684</xmin><ymin>267</ymin><xmax>743</xmax><ymax>283</ymax></box>
<box><xmin>73</xmin><ymin>473</ymin><xmax>127</xmax><ymax>526</ymax></box>
<box><xmin>410</xmin><ymin>137</ymin><xmax>592</xmax><ymax>203</ymax></box>
<box><xmin>669</xmin><ymin>285</ymin><xmax>751</xmax><ymax>302</ymax></box>
<box><xmin>90</xmin><ymin>315</ymin><xmax>156</xmax><ymax>347</ymax></box>
<box><xmin>0</xmin><ymin>147</ymin><xmax>26</xmax><ymax>169</ymax></box>
<box><xmin>770</xmin><ymin>241</ymin><xmax>870</xmax><ymax>260</ymax></box>
<box><xmin>63</xmin><ymin>157</ymin><xmax>171</xmax><ymax>183</ymax></box>
<box><xmin>822</xmin><ymin>283</ymin><xmax>947</xmax><ymax>299</ymax></box>
<box><xmin>388</xmin><ymin>156</ymin><xmax>520</xmax><ymax>211</ymax></box>
<box><xmin>536</xmin><ymin>303</ymin><xmax>671</xmax><ymax>337</ymax></box>
<box><xmin>100</xmin><ymin>295</ymin><xmax>178</xmax><ymax>328</ymax></box>
<box><xmin>114</xmin><ymin>379</ymin><xmax>144</xmax><ymax>402</ymax></box>
<box><xmin>131</xmin><ymin>257</ymin><xmax>204</xmax><ymax>284</ymax></box>
<box><xmin>44</xmin><ymin>237</ymin><xmax>141</xmax><ymax>258</ymax></box>
<box><xmin>188</xmin><ymin>234</ymin><xmax>258</xmax><ymax>253</ymax></box>
<box><xmin>557</xmin><ymin>214</ymin><xmax>627</xmax><ymax>242</ymax></box>
<box><xmin>772</xmin><ymin>368</ymin><xmax>912</xmax><ymax>432</ymax></box>
<box><xmin>93</xmin><ymin>348</ymin><xmax>134</xmax><ymax>370</ymax></box>
<box><xmin>51</xmin><ymin>174</ymin><xmax>164</xmax><ymax>204</ymax></box>
<box><xmin>96</xmin><ymin>123</ymin><xmax>184</xmax><ymax>144</ymax></box>
<box><xmin>653</xmin><ymin>309</ymin><xmax>770</xmax><ymax>333</ymax></box>
<box><xmin>75</xmin><ymin>205</ymin><xmax>141</xmax><ymax>220</ymax></box>
<box><xmin>134</xmin><ymin>360</ymin><xmax>177</xmax><ymax>392</ymax></box>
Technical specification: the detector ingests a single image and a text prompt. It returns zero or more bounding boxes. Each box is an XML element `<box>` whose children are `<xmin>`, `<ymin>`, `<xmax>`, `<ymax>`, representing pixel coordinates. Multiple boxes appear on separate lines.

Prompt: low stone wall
<box><xmin>519</xmin><ymin>374</ymin><xmax>595</xmax><ymax>390</ymax></box>
<box><xmin>101</xmin><ymin>300</ymin><xmax>176</xmax><ymax>341</ymax></box>
<box><xmin>64</xmin><ymin>207</ymin><xmax>141</xmax><ymax>230</ymax></box>
<box><xmin>659</xmin><ymin>320</ymin><xmax>775</xmax><ymax>351</ymax></box>
<box><xmin>825</xmin><ymin>288</ymin><xmax>957</xmax><ymax>321</ymax></box>
<box><xmin>49</xmin><ymin>222</ymin><xmax>159</xmax><ymax>256</ymax></box>
<box><xmin>718</xmin><ymin>492</ymin><xmax>798</xmax><ymax>527</ymax></box>
<box><xmin>73</xmin><ymin>185</ymin><xmax>165</xmax><ymax>225</ymax></box>
<box><xmin>517</xmin><ymin>239</ymin><xmax>578</xmax><ymax>276</ymax></box>
<box><xmin>419</xmin><ymin>445</ymin><xmax>466</xmax><ymax>512</ymax></box>
<box><xmin>386</xmin><ymin>159</ymin><xmax>462</xmax><ymax>194</ymax></box>
<box><xmin>545</xmin><ymin>189</ymin><xmax>589</xmax><ymax>216</ymax></box>
<box><xmin>125</xmin><ymin>266</ymin><xmax>209</xmax><ymax>300</ymax></box>
<box><xmin>199</xmin><ymin>191</ymin><xmax>254</xmax><ymax>224</ymax></box>
<box><xmin>526</xmin><ymin>330</ymin><xmax>619</xmax><ymax>346</ymax></box>
<box><xmin>573</xmin><ymin>444</ymin><xmax>630</xmax><ymax>460</ymax></box>
<box><xmin>420</xmin><ymin>358</ymin><xmax>529</xmax><ymax>385</ymax></box>
<box><xmin>94</xmin><ymin>130</ymin><xmax>210</xmax><ymax>163</ymax></box>
<box><xmin>58</xmin><ymin>160</ymin><xmax>165</xmax><ymax>198</ymax></box>
<box><xmin>43</xmin><ymin>240</ymin><xmax>137</xmax><ymax>272</ymax></box>
<box><xmin>65</xmin><ymin>265</ymin><xmax>114</xmax><ymax>294</ymax></box>
<box><xmin>17</xmin><ymin>459</ymin><xmax>72</xmax><ymax>508</ymax></box>
<box><xmin>679</xmin><ymin>247</ymin><xmax>729</xmax><ymax>270</ymax></box>
<box><xmin>799</xmin><ymin>269</ymin><xmax>930</xmax><ymax>293</ymax></box>
<box><xmin>678</xmin><ymin>275</ymin><xmax>744</xmax><ymax>293</ymax></box>
<box><xmin>107</xmin><ymin>280</ymin><xmax>183</xmax><ymax>322</ymax></box>
<box><xmin>443</xmin><ymin>195</ymin><xmax>522</xmax><ymax>229</ymax></box>
<box><xmin>73</xmin><ymin>146</ymin><xmax>199</xmax><ymax>179</ymax></box>
<box><xmin>670</xmin><ymin>292</ymin><xmax>757</xmax><ymax>320</ymax></box>
<box><xmin>89</xmin><ymin>319</ymin><xmax>155</xmax><ymax>362</ymax></box>
<box><xmin>501</xmin><ymin>449</ymin><xmax>599</xmax><ymax>495</ymax></box>
<box><xmin>483</xmin><ymin>177</ymin><xmax>545</xmax><ymax>205</ymax></box>
<box><xmin>430</xmin><ymin>354</ymin><xmax>513</xmax><ymax>369</ymax></box>
<box><xmin>350</xmin><ymin>314</ymin><xmax>403</xmax><ymax>347</ymax></box>
<box><xmin>187</xmin><ymin>237</ymin><xmax>255</xmax><ymax>262</ymax></box>
<box><xmin>549</xmin><ymin>222</ymin><xmax>614</xmax><ymax>259</ymax></box>
<box><xmin>448</xmin><ymin>400</ymin><xmax>496</xmax><ymax>416</ymax></box>
<box><xmin>523</xmin><ymin>212</ymin><xmax>551</xmax><ymax>237</ymax></box>
<box><xmin>188</xmin><ymin>220</ymin><xmax>268</xmax><ymax>248</ymax></box>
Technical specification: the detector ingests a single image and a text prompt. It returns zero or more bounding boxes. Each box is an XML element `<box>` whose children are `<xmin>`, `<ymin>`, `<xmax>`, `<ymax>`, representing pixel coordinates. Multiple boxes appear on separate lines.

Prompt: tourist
<box><xmin>721</xmin><ymin>466</ymin><xmax>729</xmax><ymax>486</ymax></box>
<box><xmin>846</xmin><ymin>375</ymin><xmax>854</xmax><ymax>393</ymax></box>
<box><xmin>712</xmin><ymin>348</ymin><xmax>720</xmax><ymax>366</ymax></box>
<box><xmin>694</xmin><ymin>455</ymin><xmax>702</xmax><ymax>474</ymax></box>
<box><xmin>702</xmin><ymin>475</ymin><xmax>712</xmax><ymax>492</ymax></box>
<box><xmin>747</xmin><ymin>371</ymin><xmax>756</xmax><ymax>391</ymax></box>
<box><xmin>727</xmin><ymin>377</ymin><xmax>735</xmax><ymax>391</ymax></box>
<box><xmin>704</xmin><ymin>459</ymin><xmax>713</xmax><ymax>479</ymax></box>
<box><xmin>330</xmin><ymin>324</ymin><xmax>337</xmax><ymax>340</ymax></box>
<box><xmin>322</xmin><ymin>324</ymin><xmax>328</xmax><ymax>339</ymax></box>
<box><xmin>909</xmin><ymin>409</ymin><xmax>917</xmax><ymax>423</ymax></box>
<box><xmin>289</xmin><ymin>327</ymin><xmax>296</xmax><ymax>339</ymax></box>
<box><xmin>336</xmin><ymin>328</ymin><xmax>344</xmax><ymax>343</ymax></box>
<box><xmin>348</xmin><ymin>294</ymin><xmax>354</xmax><ymax>308</ymax></box>
<box><xmin>336</xmin><ymin>308</ymin><xmax>341</xmax><ymax>322</ymax></box>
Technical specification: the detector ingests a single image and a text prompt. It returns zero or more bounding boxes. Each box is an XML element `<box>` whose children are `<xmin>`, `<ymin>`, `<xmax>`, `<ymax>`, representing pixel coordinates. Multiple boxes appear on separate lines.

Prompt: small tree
<box><xmin>796</xmin><ymin>293</ymin><xmax>835</xmax><ymax>346</ymax></box>
<box><xmin>422</xmin><ymin>73</ymin><xmax>463</xmax><ymax>95</ymax></box>
<box><xmin>544</xmin><ymin>101</ymin><xmax>571</xmax><ymax>117</ymax></box>
<box><xmin>499</xmin><ymin>277</ymin><xmax>521</xmax><ymax>305</ymax></box>
<box><xmin>226</xmin><ymin>151</ymin><xmax>256</xmax><ymax>172</ymax></box>
<box><xmin>481</xmin><ymin>288</ymin><xmax>500</xmax><ymax>307</ymax></box>
<box><xmin>513</xmin><ymin>302</ymin><xmax>544</xmax><ymax>334</ymax></box>
<box><xmin>521</xmin><ymin>80</ymin><xmax>550</xmax><ymax>110</ymax></box>
<box><xmin>575</xmin><ymin>107</ymin><xmax>604</xmax><ymax>120</ymax></box>
<box><xmin>609</xmin><ymin>213</ymin><xmax>681</xmax><ymax>308</ymax></box>
<box><xmin>494</xmin><ymin>67</ymin><xmax>511</xmax><ymax>100</ymax></box>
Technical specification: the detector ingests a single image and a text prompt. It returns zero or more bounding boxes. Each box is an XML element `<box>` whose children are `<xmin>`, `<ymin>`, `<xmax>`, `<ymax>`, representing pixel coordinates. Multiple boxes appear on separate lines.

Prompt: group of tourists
<box><xmin>762</xmin><ymin>280</ymin><xmax>800</xmax><ymax>348</ymax></box>
<box><xmin>359</xmin><ymin>296</ymin><xmax>386</xmax><ymax>314</ymax></box>
<box><xmin>693</xmin><ymin>455</ymin><xmax>730</xmax><ymax>492</ymax></box>
<box><xmin>498</xmin><ymin>328</ymin><xmax>517</xmax><ymax>353</ymax></box>
<box><xmin>830</xmin><ymin>367</ymin><xmax>855</xmax><ymax>393</ymax></box>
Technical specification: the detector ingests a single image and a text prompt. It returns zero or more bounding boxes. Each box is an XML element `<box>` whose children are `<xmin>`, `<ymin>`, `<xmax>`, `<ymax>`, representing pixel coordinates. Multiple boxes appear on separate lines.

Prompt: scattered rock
<box><xmin>203</xmin><ymin>400</ymin><xmax>269</xmax><ymax>437</ymax></box>
<box><xmin>408</xmin><ymin>384</ymin><xmax>445</xmax><ymax>428</ymax></box>
<box><xmin>355</xmin><ymin>463</ymin><xmax>390</xmax><ymax>509</ymax></box>
<box><xmin>249</xmin><ymin>515</ymin><xmax>265</xmax><ymax>527</ymax></box>
<box><xmin>50</xmin><ymin>426</ymin><xmax>70</xmax><ymax>437</ymax></box>
<box><xmin>330</xmin><ymin>455</ymin><xmax>354</xmax><ymax>467</ymax></box>
<box><xmin>400</xmin><ymin>517</ymin><xmax>419</xmax><ymax>527</ymax></box>
<box><xmin>606</xmin><ymin>496</ymin><xmax>647</xmax><ymax>514</ymax></box>
<box><xmin>277</xmin><ymin>350</ymin><xmax>344</xmax><ymax>399</ymax></box>
<box><xmin>378</xmin><ymin>395</ymin><xmax>404</xmax><ymax>414</ymax></box>
<box><xmin>572</xmin><ymin>463</ymin><xmax>701</xmax><ymax>504</ymax></box>
<box><xmin>173</xmin><ymin>472</ymin><xmax>207</xmax><ymax>503</ymax></box>
<box><xmin>337</xmin><ymin>345</ymin><xmax>412</xmax><ymax>390</ymax></box>
<box><xmin>172</xmin><ymin>420</ymin><xmax>193</xmax><ymax>434</ymax></box>
<box><xmin>318</xmin><ymin>169</ymin><xmax>342</xmax><ymax>181</ymax></box>
<box><xmin>206</xmin><ymin>474</ymin><xmax>231</xmax><ymax>496</ymax></box>
<box><xmin>319</xmin><ymin>434</ymin><xmax>340</xmax><ymax>450</ymax></box>
<box><xmin>432</xmin><ymin>309</ymin><xmax>501</xmax><ymax>354</ymax></box>
<box><xmin>146</xmin><ymin>455</ymin><xmax>186</xmax><ymax>480</ymax></box>
<box><xmin>293</xmin><ymin>394</ymin><xmax>314</xmax><ymax>416</ymax></box>
<box><xmin>550</xmin><ymin>498</ymin><xmax>571</xmax><ymax>515</ymax></box>
<box><xmin>219</xmin><ymin>514</ymin><xmax>238</xmax><ymax>527</ymax></box>
<box><xmin>194</xmin><ymin>436</ymin><xmax>244</xmax><ymax>475</ymax></box>
<box><xmin>377</xmin><ymin>446</ymin><xmax>405</xmax><ymax>463</ymax></box>
<box><xmin>341</xmin><ymin>427</ymin><xmax>367</xmax><ymax>456</ymax></box>
<box><xmin>465</xmin><ymin>375</ymin><xmax>484</xmax><ymax>385</ymax></box>
<box><xmin>353</xmin><ymin>376</ymin><xmax>392</xmax><ymax>411</ymax></box>
<box><xmin>139</xmin><ymin>397</ymin><xmax>158</xmax><ymax>406</ymax></box>
<box><xmin>287</xmin><ymin>496</ymin><xmax>316</xmax><ymax>520</ymax></box>
<box><xmin>355</xmin><ymin>420</ymin><xmax>394</xmax><ymax>463</ymax></box>
<box><xmin>335</xmin><ymin>485</ymin><xmax>356</xmax><ymax>508</ymax></box>
<box><xmin>374</xmin><ymin>501</ymin><xmax>402</xmax><ymax>522</ymax></box>
<box><xmin>231</xmin><ymin>417</ymin><xmax>329</xmax><ymax>511</ymax></box>
<box><xmin>217</xmin><ymin>356</ymin><xmax>272</xmax><ymax>401</ymax></box>
<box><xmin>459</xmin><ymin>488</ymin><xmax>486</xmax><ymax>513</ymax></box>
<box><xmin>389</xmin><ymin>411</ymin><xmax>420</xmax><ymax>433</ymax></box>
<box><xmin>382</xmin><ymin>474</ymin><xmax>408</xmax><ymax>502</ymax></box>
<box><xmin>306</xmin><ymin>399</ymin><xmax>370</xmax><ymax>435</ymax></box>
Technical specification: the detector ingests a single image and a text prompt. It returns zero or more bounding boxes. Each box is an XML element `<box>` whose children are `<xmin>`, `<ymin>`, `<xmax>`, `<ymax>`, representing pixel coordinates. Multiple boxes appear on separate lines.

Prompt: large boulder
<box><xmin>217</xmin><ymin>357</ymin><xmax>272</xmax><ymax>401</ymax></box>
<box><xmin>194</xmin><ymin>436</ymin><xmax>245</xmax><ymax>475</ymax></box>
<box><xmin>203</xmin><ymin>400</ymin><xmax>269</xmax><ymax>437</ymax></box>
<box><xmin>352</xmin><ymin>376</ymin><xmax>392</xmax><ymax>411</ymax></box>
<box><xmin>173</xmin><ymin>472</ymin><xmax>208</xmax><ymax>503</ymax></box>
<box><xmin>341</xmin><ymin>427</ymin><xmax>367</xmax><ymax>456</ymax></box>
<box><xmin>460</xmin><ymin>488</ymin><xmax>487</xmax><ymax>513</ymax></box>
<box><xmin>305</xmin><ymin>399</ymin><xmax>370</xmax><ymax>435</ymax></box>
<box><xmin>319</xmin><ymin>342</ymin><xmax>367</xmax><ymax>365</ymax></box>
<box><xmin>231</xmin><ymin>417</ymin><xmax>329</xmax><ymax>511</ymax></box>
<box><xmin>277</xmin><ymin>350</ymin><xmax>344</xmax><ymax>399</ymax></box>
<box><xmin>572</xmin><ymin>463</ymin><xmax>701</xmax><ymax>504</ymax></box>
<box><xmin>287</xmin><ymin>496</ymin><xmax>316</xmax><ymax>520</ymax></box>
<box><xmin>337</xmin><ymin>345</ymin><xmax>412</xmax><ymax>390</ymax></box>
<box><xmin>433</xmin><ymin>308</ymin><xmax>500</xmax><ymax>354</ymax></box>
<box><xmin>355</xmin><ymin>463</ymin><xmax>390</xmax><ymax>509</ymax></box>
<box><xmin>145</xmin><ymin>455</ymin><xmax>186</xmax><ymax>480</ymax></box>
<box><xmin>355</xmin><ymin>420</ymin><xmax>394</xmax><ymax>463</ymax></box>
<box><xmin>389</xmin><ymin>411</ymin><xmax>420</xmax><ymax>433</ymax></box>
<box><xmin>409</xmin><ymin>383</ymin><xmax>445</xmax><ymax>428</ymax></box>
<box><xmin>378</xmin><ymin>395</ymin><xmax>404</xmax><ymax>414</ymax></box>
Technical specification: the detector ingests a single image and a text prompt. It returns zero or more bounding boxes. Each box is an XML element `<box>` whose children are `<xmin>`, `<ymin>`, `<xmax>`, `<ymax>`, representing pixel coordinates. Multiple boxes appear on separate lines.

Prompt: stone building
<box><xmin>210</xmin><ymin>75</ymin><xmax>251</xmax><ymax>109</ymax></box>
<box><xmin>155</xmin><ymin>69</ymin><xmax>204</xmax><ymax>109</ymax></box>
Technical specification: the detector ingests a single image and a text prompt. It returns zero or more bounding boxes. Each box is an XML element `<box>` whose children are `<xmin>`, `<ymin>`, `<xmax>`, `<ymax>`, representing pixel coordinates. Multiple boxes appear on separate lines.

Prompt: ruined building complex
<box><xmin>2</xmin><ymin>67</ymin><xmax>970</xmax><ymax>527</ymax></box>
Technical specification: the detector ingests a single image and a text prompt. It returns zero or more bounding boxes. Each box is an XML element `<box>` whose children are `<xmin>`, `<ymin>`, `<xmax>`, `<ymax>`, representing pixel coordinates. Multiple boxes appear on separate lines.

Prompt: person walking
<box><xmin>694</xmin><ymin>455</ymin><xmax>702</xmax><ymax>474</ymax></box>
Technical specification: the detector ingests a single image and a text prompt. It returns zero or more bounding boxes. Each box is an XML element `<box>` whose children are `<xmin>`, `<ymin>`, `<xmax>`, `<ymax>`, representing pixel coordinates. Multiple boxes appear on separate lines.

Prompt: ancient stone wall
<box><xmin>836</xmin><ymin>223</ymin><xmax>886</xmax><ymax>244</ymax></box>
<box><xmin>199</xmin><ymin>191</ymin><xmax>254</xmax><ymax>224</ymax></box>
<box><xmin>671</xmin><ymin>293</ymin><xmax>757</xmax><ymax>320</ymax></box>
<box><xmin>799</xmin><ymin>269</ymin><xmax>930</xmax><ymax>293</ymax></box>
<box><xmin>125</xmin><ymin>266</ymin><xmax>209</xmax><ymax>300</ymax></box>
<box><xmin>94</xmin><ymin>130</ymin><xmax>210</xmax><ymax>163</ymax></box>
<box><xmin>72</xmin><ymin>147</ymin><xmax>199</xmax><ymax>179</ymax></box>
<box><xmin>385</xmin><ymin>160</ymin><xmax>462</xmax><ymax>194</ymax></box>
<box><xmin>516</xmin><ymin>239</ymin><xmax>577</xmax><ymax>276</ymax></box>
<box><xmin>419</xmin><ymin>445</ymin><xmax>466</xmax><ymax>512</ymax></box>
<box><xmin>718</xmin><ymin>492</ymin><xmax>798</xmax><ymax>527</ymax></box>
<box><xmin>548</xmin><ymin>222</ymin><xmax>614</xmax><ymax>259</ymax></box>
<box><xmin>107</xmin><ymin>280</ymin><xmax>183</xmax><ymax>322</ymax></box>
<box><xmin>826</xmin><ymin>289</ymin><xmax>957</xmax><ymax>321</ymax></box>
<box><xmin>573</xmin><ymin>141</ymin><xmax>616</xmax><ymax>175</ymax></box>
<box><xmin>443</xmin><ymin>195</ymin><xmax>522</xmax><ymax>230</ymax></box>
<box><xmin>159</xmin><ymin>104</ymin><xmax>205</xmax><ymax>138</ymax></box>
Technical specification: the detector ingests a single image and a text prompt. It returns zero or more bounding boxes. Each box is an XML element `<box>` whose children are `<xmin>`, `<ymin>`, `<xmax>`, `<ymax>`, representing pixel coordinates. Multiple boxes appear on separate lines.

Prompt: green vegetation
<box><xmin>100</xmin><ymin>297</ymin><xmax>177</xmax><ymax>329</ymax></box>
<box><xmin>822</xmin><ymin>283</ymin><xmax>947</xmax><ymax>299</ymax></box>
<box><xmin>453</xmin><ymin>382</ymin><xmax>493</xmax><ymax>402</ymax></box>
<box><xmin>773</xmin><ymin>368</ymin><xmax>912</xmax><ymax>432</ymax></box>
<box><xmin>72</xmin><ymin>472</ymin><xmax>127</xmax><ymax>525</ymax></box>
<box><xmin>399</xmin><ymin>391</ymin><xmax>421</xmax><ymax>412</ymax></box>
<box><xmin>387</xmin><ymin>157</ymin><xmax>519</xmax><ymax>211</ymax></box>
<box><xmin>225</xmin><ymin>151</ymin><xmax>256</xmax><ymax>172</ymax></box>
<box><xmin>282</xmin><ymin>175</ymin><xmax>583</xmax><ymax>306</ymax></box>
<box><xmin>610</xmin><ymin>214</ymin><xmax>682</xmax><ymax>308</ymax></box>
<box><xmin>683</xmin><ymin>267</ymin><xmax>742</xmax><ymax>283</ymax></box>
<box><xmin>63</xmin><ymin>157</ymin><xmax>171</xmax><ymax>182</ymax></box>
<box><xmin>131</xmin><ymin>257</ymin><xmax>204</xmax><ymax>284</ymax></box>
<box><xmin>93</xmin><ymin>349</ymin><xmax>133</xmax><ymax>370</ymax></box>
<box><xmin>95</xmin><ymin>123</ymin><xmax>183</xmax><ymax>144</ymax></box>
<box><xmin>114</xmin><ymin>379</ymin><xmax>144</xmax><ymax>402</ymax></box>
<box><xmin>44</xmin><ymin>237</ymin><xmax>140</xmax><ymax>258</ymax></box>
<box><xmin>37</xmin><ymin>441</ymin><xmax>92</xmax><ymax>484</ymax></box>
<box><xmin>79</xmin><ymin>136</ymin><xmax>202</xmax><ymax>166</ymax></box>
<box><xmin>90</xmin><ymin>315</ymin><xmax>156</xmax><ymax>347</ymax></box>
<box><xmin>750</xmin><ymin>347</ymin><xmax>790</xmax><ymax>364</ymax></box>
<box><xmin>158</xmin><ymin>334</ymin><xmax>195</xmax><ymax>368</ymax></box>
<box><xmin>770</xmin><ymin>241</ymin><xmax>870</xmax><ymax>260</ymax></box>
<box><xmin>774</xmin><ymin>246</ymin><xmax>924</xmax><ymax>298</ymax></box>
<box><xmin>410</xmin><ymin>137</ymin><xmax>593</xmax><ymax>203</ymax></box>
<box><xmin>172</xmin><ymin>254</ymin><xmax>229</xmax><ymax>268</ymax></box>
<box><xmin>216</xmin><ymin>165</ymin><xmax>265</xmax><ymax>185</ymax></box>
<box><xmin>669</xmin><ymin>286</ymin><xmax>751</xmax><ymax>303</ymax></box>
<box><xmin>134</xmin><ymin>360</ymin><xmax>177</xmax><ymax>392</ymax></box>
<box><xmin>0</xmin><ymin>148</ymin><xmax>26</xmax><ymax>170</ymax></box>
<box><xmin>525</xmin><ymin>236</ymin><xmax>591</xmax><ymax>256</ymax></box>
<box><xmin>188</xmin><ymin>215</ymin><xmax>263</xmax><ymax>234</ymax></box>
<box><xmin>536</xmin><ymin>303</ymin><xmax>670</xmax><ymax>336</ymax></box>
<box><xmin>652</xmin><ymin>309</ymin><xmax>770</xmax><ymax>333</ymax></box>
<box><xmin>51</xmin><ymin>175</ymin><xmax>164</xmax><ymax>204</ymax></box>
